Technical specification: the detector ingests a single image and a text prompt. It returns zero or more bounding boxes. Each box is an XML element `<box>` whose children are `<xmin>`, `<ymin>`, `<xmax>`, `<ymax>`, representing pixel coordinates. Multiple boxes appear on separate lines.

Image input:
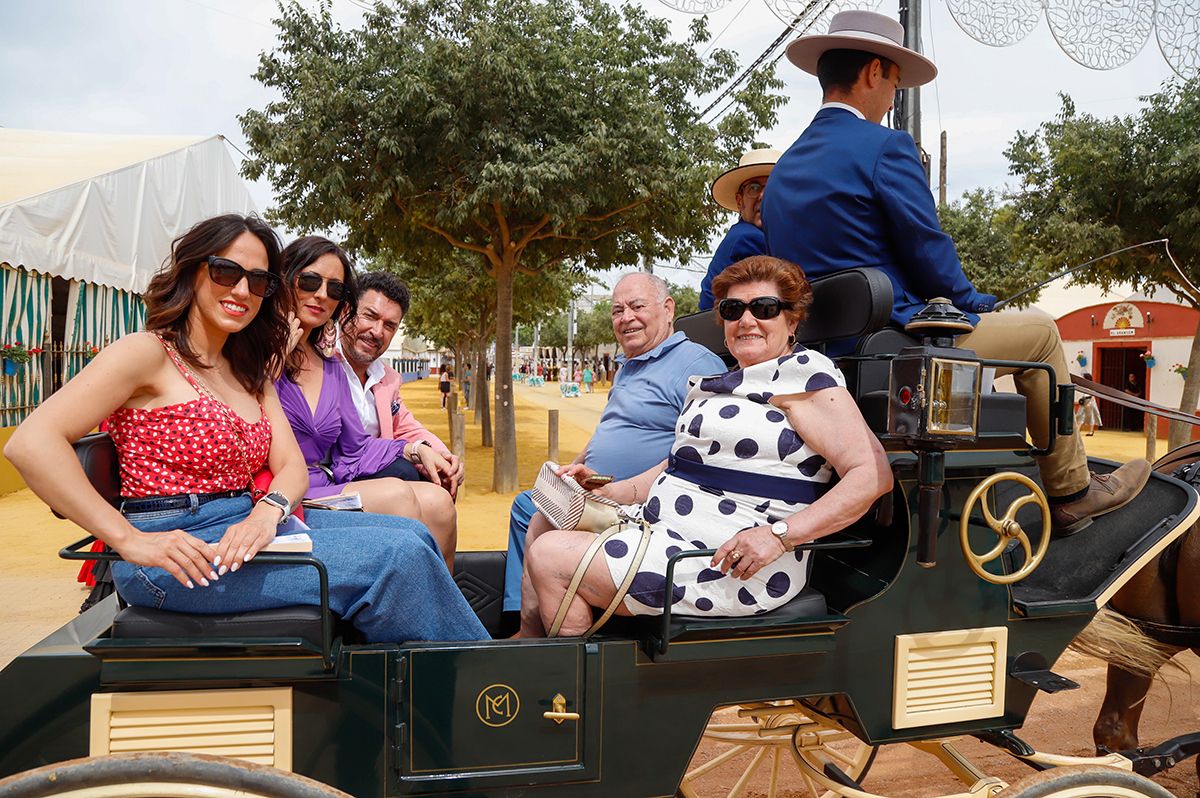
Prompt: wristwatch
<box><xmin>770</xmin><ymin>520</ymin><xmax>795</xmax><ymax>552</ymax></box>
<box><xmin>407</xmin><ymin>440</ymin><xmax>430</xmax><ymax>464</ymax></box>
<box><xmin>257</xmin><ymin>490</ymin><xmax>292</xmax><ymax>522</ymax></box>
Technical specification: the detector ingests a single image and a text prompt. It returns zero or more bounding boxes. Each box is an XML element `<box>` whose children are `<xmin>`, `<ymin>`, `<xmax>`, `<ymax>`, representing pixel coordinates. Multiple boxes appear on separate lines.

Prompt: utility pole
<box><xmin>895</xmin><ymin>0</ymin><xmax>929</xmax><ymax>183</ymax></box>
<box><xmin>939</xmin><ymin>130</ymin><xmax>947</xmax><ymax>207</ymax></box>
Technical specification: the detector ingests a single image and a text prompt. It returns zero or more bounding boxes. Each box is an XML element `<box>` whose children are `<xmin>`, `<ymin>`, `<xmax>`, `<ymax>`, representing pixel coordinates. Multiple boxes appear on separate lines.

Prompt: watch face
<box><xmin>771</xmin><ymin>521</ymin><xmax>788</xmax><ymax>535</ymax></box>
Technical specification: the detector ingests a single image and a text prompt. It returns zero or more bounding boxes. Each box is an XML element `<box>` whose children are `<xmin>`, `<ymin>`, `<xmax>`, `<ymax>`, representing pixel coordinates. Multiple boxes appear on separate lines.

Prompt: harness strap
<box><xmin>1129</xmin><ymin>617</ymin><xmax>1200</xmax><ymax>649</ymax></box>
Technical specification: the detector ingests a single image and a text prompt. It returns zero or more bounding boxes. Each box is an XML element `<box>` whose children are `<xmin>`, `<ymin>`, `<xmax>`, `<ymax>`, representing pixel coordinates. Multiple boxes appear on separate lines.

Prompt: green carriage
<box><xmin>1</xmin><ymin>269</ymin><xmax>1195</xmax><ymax>798</ymax></box>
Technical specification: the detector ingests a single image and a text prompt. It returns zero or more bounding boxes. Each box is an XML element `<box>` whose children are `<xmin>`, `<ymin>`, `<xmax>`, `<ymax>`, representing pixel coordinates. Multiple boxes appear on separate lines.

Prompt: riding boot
<box><xmin>1049</xmin><ymin>459</ymin><xmax>1152</xmax><ymax>537</ymax></box>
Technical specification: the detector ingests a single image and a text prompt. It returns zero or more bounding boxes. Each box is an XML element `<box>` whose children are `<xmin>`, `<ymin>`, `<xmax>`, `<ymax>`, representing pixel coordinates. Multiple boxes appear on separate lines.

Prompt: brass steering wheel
<box><xmin>960</xmin><ymin>472</ymin><xmax>1051</xmax><ymax>585</ymax></box>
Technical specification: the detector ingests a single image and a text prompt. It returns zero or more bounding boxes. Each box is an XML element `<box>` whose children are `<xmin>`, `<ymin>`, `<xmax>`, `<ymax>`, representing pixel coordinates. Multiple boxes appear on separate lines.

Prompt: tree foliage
<box><xmin>669</xmin><ymin>281</ymin><xmax>700</xmax><ymax>318</ymax></box>
<box><xmin>1003</xmin><ymin>79</ymin><xmax>1200</xmax><ymax>445</ymax></box>
<box><xmin>938</xmin><ymin>189</ymin><xmax>1042</xmax><ymax>308</ymax></box>
<box><xmin>242</xmin><ymin>0</ymin><xmax>783</xmax><ymax>489</ymax></box>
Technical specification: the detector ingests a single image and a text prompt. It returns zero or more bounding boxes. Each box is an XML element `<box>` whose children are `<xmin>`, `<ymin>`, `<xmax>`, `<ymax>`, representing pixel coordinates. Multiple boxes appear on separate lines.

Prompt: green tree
<box><xmin>938</xmin><ymin>189</ymin><xmax>1043</xmax><ymax>307</ymax></box>
<box><xmin>241</xmin><ymin>0</ymin><xmax>783</xmax><ymax>490</ymax></box>
<box><xmin>669</xmin><ymin>281</ymin><xmax>700</xmax><ymax>319</ymax></box>
<box><xmin>1004</xmin><ymin>81</ymin><xmax>1200</xmax><ymax>448</ymax></box>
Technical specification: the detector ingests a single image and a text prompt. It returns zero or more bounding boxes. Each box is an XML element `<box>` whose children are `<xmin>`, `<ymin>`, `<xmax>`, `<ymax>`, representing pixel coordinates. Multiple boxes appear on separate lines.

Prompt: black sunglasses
<box><xmin>717</xmin><ymin>296</ymin><xmax>793</xmax><ymax>321</ymax></box>
<box><xmin>205</xmin><ymin>256</ymin><xmax>280</xmax><ymax>298</ymax></box>
<box><xmin>295</xmin><ymin>271</ymin><xmax>347</xmax><ymax>301</ymax></box>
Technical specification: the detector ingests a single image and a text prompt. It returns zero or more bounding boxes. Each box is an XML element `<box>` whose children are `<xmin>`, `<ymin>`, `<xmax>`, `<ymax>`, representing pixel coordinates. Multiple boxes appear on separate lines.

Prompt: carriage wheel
<box><xmin>0</xmin><ymin>752</ymin><xmax>350</xmax><ymax>798</ymax></box>
<box><xmin>678</xmin><ymin>700</ymin><xmax>877</xmax><ymax>798</ymax></box>
<box><xmin>1000</xmin><ymin>764</ymin><xmax>1174</xmax><ymax>798</ymax></box>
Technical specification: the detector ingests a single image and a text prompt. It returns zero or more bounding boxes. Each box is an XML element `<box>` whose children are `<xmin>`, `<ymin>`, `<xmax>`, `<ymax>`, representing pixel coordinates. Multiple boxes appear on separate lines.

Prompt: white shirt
<box><xmin>820</xmin><ymin>101</ymin><xmax>866</xmax><ymax>120</ymax></box>
<box><xmin>335</xmin><ymin>341</ymin><xmax>386</xmax><ymax>438</ymax></box>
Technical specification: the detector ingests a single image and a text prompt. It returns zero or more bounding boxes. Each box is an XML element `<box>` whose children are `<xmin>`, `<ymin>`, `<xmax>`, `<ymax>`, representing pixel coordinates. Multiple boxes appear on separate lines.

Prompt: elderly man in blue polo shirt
<box><xmin>502</xmin><ymin>272</ymin><xmax>727</xmax><ymax>617</ymax></box>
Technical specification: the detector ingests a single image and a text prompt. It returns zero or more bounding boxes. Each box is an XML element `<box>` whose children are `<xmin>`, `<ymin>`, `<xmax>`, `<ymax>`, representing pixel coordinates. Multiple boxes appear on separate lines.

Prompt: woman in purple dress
<box><xmin>276</xmin><ymin>236</ymin><xmax>457</xmax><ymax>568</ymax></box>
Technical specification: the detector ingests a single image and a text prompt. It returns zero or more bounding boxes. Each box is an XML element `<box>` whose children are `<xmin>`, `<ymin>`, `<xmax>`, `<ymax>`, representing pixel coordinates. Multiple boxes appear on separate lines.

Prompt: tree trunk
<box><xmin>477</xmin><ymin>346</ymin><xmax>493</xmax><ymax>447</ymax></box>
<box><xmin>1168</xmin><ymin>315</ymin><xmax>1200</xmax><ymax>452</ymax></box>
<box><xmin>492</xmin><ymin>258</ymin><xmax>519</xmax><ymax>492</ymax></box>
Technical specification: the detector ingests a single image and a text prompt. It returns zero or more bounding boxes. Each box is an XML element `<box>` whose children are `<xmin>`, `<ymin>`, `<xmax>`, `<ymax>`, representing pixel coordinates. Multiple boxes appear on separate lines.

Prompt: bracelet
<box><xmin>407</xmin><ymin>440</ymin><xmax>429</xmax><ymax>464</ymax></box>
<box><xmin>630</xmin><ymin>482</ymin><xmax>640</xmax><ymax>503</ymax></box>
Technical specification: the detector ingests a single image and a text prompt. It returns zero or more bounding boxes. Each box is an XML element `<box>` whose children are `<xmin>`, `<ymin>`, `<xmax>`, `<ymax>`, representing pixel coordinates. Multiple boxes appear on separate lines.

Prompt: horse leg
<box><xmin>1094</xmin><ymin>664</ymin><xmax>1154</xmax><ymax>754</ymax></box>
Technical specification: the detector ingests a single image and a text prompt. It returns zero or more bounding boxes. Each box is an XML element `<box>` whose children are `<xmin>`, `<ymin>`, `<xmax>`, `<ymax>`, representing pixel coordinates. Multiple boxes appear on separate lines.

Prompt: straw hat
<box><xmin>711</xmin><ymin>148</ymin><xmax>781</xmax><ymax>212</ymax></box>
<box><xmin>785</xmin><ymin>10</ymin><xmax>937</xmax><ymax>89</ymax></box>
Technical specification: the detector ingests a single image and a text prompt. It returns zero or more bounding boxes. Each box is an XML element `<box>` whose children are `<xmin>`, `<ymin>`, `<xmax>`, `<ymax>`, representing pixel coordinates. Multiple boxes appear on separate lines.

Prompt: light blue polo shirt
<box><xmin>584</xmin><ymin>331</ymin><xmax>728</xmax><ymax>479</ymax></box>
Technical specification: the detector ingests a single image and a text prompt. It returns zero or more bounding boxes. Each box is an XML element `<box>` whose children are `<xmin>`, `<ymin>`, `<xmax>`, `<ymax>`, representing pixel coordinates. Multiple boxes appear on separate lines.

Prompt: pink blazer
<box><xmin>370</xmin><ymin>364</ymin><xmax>449</xmax><ymax>453</ymax></box>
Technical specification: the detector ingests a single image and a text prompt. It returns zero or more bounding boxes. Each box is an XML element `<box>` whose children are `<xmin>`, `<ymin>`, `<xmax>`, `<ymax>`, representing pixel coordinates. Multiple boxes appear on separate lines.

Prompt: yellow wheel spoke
<box><xmin>727</xmin><ymin>747</ymin><xmax>768</xmax><ymax>798</ymax></box>
<box><xmin>767</xmin><ymin>747</ymin><xmax>782</xmax><ymax>798</ymax></box>
<box><xmin>683</xmin><ymin>743</ymin><xmax>750</xmax><ymax>780</ymax></box>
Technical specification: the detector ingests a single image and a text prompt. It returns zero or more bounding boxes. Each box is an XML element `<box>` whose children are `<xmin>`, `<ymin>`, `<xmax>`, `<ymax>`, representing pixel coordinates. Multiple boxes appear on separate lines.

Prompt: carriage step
<box><xmin>1010</xmin><ymin>667</ymin><xmax>1080</xmax><ymax>694</ymax></box>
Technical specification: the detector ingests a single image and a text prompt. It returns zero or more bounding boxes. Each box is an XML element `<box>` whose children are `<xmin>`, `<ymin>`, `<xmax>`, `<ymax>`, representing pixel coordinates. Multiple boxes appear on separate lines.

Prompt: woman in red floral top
<box><xmin>5</xmin><ymin>214</ymin><xmax>484</xmax><ymax>642</ymax></box>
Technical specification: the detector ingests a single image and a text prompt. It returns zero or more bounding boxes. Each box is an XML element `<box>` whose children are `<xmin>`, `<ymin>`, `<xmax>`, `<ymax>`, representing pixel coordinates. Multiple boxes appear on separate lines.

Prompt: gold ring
<box><xmin>730</xmin><ymin>550</ymin><xmax>744</xmax><ymax>561</ymax></box>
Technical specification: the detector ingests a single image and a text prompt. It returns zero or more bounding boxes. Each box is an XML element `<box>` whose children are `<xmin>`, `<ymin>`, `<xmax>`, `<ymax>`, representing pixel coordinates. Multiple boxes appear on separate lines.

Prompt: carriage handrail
<box><xmin>657</xmin><ymin>538</ymin><xmax>873</xmax><ymax>655</ymax></box>
<box><xmin>59</xmin><ymin>535</ymin><xmax>335</xmax><ymax>668</ymax></box>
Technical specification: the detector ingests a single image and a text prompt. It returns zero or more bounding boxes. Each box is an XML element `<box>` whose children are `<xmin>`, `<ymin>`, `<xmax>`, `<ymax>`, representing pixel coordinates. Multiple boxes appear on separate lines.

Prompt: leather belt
<box><xmin>120</xmin><ymin>489</ymin><xmax>249</xmax><ymax>514</ymax></box>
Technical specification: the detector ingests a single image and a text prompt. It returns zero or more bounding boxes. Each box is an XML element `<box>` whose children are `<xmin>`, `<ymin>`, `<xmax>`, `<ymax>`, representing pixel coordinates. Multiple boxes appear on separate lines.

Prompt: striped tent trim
<box><xmin>0</xmin><ymin>263</ymin><xmax>51</xmax><ymax>427</ymax></box>
<box><xmin>63</xmin><ymin>281</ymin><xmax>146</xmax><ymax>383</ymax></box>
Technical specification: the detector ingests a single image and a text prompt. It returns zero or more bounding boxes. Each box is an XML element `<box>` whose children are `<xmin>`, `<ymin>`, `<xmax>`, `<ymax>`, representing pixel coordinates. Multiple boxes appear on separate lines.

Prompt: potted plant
<box><xmin>1142</xmin><ymin>351</ymin><xmax>1157</xmax><ymax>369</ymax></box>
<box><xmin>1171</xmin><ymin>363</ymin><xmax>1188</xmax><ymax>379</ymax></box>
<box><xmin>2</xmin><ymin>342</ymin><xmax>34</xmax><ymax>376</ymax></box>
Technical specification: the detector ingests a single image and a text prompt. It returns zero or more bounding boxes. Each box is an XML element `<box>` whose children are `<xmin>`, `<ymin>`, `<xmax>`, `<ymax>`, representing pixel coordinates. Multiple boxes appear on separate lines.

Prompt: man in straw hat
<box><xmin>760</xmin><ymin>9</ymin><xmax>1149</xmax><ymax>536</ymax></box>
<box><xmin>698</xmin><ymin>147</ymin><xmax>780</xmax><ymax>310</ymax></box>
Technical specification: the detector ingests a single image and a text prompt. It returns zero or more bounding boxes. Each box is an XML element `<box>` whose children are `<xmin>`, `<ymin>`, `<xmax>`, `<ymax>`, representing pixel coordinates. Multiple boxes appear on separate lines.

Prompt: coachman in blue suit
<box><xmin>761</xmin><ymin>10</ymin><xmax>1149</xmax><ymax>535</ymax></box>
<box><xmin>698</xmin><ymin>148</ymin><xmax>779</xmax><ymax>310</ymax></box>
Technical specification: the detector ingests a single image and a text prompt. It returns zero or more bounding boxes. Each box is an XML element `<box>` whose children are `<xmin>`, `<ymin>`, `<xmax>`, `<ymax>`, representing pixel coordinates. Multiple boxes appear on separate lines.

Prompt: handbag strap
<box><xmin>547</xmin><ymin>519</ymin><xmax>652</xmax><ymax>639</ymax></box>
<box><xmin>583</xmin><ymin>520</ymin><xmax>652</xmax><ymax>638</ymax></box>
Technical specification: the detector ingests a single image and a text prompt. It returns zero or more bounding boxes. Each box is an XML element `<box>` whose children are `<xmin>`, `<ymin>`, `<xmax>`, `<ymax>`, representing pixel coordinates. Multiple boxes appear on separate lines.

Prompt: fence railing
<box><xmin>0</xmin><ymin>338</ymin><xmax>109</xmax><ymax>427</ymax></box>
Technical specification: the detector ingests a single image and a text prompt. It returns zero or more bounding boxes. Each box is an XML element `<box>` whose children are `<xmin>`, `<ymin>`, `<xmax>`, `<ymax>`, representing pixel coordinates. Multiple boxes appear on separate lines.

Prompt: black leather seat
<box><xmin>677</xmin><ymin>268</ymin><xmax>1028</xmax><ymax>443</ymax></box>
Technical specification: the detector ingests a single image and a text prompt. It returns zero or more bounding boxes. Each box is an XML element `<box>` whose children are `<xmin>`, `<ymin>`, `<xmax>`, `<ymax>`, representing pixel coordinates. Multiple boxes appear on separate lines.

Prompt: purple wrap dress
<box><xmin>276</xmin><ymin>356</ymin><xmax>409</xmax><ymax>498</ymax></box>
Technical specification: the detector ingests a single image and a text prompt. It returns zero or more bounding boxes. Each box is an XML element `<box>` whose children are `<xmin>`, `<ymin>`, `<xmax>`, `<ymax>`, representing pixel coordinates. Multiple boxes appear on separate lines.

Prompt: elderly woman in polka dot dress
<box><xmin>521</xmin><ymin>256</ymin><xmax>893</xmax><ymax>637</ymax></box>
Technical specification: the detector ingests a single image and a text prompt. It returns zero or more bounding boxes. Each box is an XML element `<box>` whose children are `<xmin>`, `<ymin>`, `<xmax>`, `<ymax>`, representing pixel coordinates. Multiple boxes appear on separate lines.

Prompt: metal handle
<box><xmin>544</xmin><ymin>693</ymin><xmax>579</xmax><ymax>724</ymax></box>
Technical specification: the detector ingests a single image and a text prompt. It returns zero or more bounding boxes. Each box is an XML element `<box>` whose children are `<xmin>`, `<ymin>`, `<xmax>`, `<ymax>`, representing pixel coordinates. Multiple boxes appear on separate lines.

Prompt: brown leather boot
<box><xmin>1050</xmin><ymin>459</ymin><xmax>1152</xmax><ymax>537</ymax></box>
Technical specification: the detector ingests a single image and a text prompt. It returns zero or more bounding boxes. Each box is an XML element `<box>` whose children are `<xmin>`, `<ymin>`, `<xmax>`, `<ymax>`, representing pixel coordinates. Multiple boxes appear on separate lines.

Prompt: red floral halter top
<box><xmin>105</xmin><ymin>336</ymin><xmax>272</xmax><ymax>497</ymax></box>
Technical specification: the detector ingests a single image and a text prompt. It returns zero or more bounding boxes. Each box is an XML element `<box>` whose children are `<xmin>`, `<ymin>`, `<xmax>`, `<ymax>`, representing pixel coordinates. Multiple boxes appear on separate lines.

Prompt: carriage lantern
<box><xmin>886</xmin><ymin>298</ymin><xmax>983</xmax><ymax>569</ymax></box>
<box><xmin>887</xmin><ymin>299</ymin><xmax>982</xmax><ymax>443</ymax></box>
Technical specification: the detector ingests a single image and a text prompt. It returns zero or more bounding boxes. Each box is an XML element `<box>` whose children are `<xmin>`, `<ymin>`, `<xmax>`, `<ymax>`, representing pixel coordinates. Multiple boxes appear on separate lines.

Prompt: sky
<box><xmin>0</xmin><ymin>0</ymin><xmax>1183</xmax><ymax>304</ymax></box>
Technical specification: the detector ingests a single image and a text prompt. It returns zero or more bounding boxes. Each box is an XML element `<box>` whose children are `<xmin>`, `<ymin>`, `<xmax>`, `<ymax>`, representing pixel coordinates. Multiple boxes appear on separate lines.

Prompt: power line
<box><xmin>699</xmin><ymin>0</ymin><xmax>836</xmax><ymax>121</ymax></box>
<box><xmin>701</xmin><ymin>0</ymin><xmax>755</xmax><ymax>57</ymax></box>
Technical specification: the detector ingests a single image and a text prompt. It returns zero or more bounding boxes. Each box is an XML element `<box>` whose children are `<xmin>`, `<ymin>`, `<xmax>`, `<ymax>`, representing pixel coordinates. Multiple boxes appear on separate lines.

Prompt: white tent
<box><xmin>0</xmin><ymin>128</ymin><xmax>256</xmax><ymax>294</ymax></box>
<box><xmin>0</xmin><ymin>128</ymin><xmax>257</xmax><ymax>425</ymax></box>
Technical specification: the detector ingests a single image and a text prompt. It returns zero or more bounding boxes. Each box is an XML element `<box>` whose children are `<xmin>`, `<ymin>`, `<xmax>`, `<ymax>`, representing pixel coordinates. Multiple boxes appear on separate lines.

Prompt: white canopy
<box><xmin>0</xmin><ymin>128</ymin><xmax>257</xmax><ymax>294</ymax></box>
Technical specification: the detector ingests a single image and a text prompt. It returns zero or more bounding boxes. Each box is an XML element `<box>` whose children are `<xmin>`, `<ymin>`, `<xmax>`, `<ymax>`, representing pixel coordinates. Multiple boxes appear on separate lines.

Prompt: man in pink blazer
<box><xmin>338</xmin><ymin>272</ymin><xmax>465</xmax><ymax>495</ymax></box>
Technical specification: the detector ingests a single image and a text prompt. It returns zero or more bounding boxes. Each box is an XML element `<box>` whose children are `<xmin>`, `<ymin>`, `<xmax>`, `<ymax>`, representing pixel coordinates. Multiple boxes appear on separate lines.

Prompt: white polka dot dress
<box><xmin>603</xmin><ymin>346</ymin><xmax>846</xmax><ymax>617</ymax></box>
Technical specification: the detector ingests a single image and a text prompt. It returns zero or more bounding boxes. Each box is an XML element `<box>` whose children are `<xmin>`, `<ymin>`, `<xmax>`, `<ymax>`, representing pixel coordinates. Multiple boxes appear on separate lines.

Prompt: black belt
<box><xmin>120</xmin><ymin>489</ymin><xmax>249</xmax><ymax>514</ymax></box>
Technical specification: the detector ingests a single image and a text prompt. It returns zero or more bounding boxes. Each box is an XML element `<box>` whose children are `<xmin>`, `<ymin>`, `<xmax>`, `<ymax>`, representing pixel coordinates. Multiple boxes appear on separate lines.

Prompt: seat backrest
<box><xmin>676</xmin><ymin>267</ymin><xmax>894</xmax><ymax>360</ymax></box>
<box><xmin>75</xmin><ymin>432</ymin><xmax>121</xmax><ymax>506</ymax></box>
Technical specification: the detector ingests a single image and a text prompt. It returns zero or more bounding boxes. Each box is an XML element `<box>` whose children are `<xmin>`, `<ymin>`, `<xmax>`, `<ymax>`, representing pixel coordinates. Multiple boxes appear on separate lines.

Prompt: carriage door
<box><xmin>394</xmin><ymin>640</ymin><xmax>599</xmax><ymax>793</ymax></box>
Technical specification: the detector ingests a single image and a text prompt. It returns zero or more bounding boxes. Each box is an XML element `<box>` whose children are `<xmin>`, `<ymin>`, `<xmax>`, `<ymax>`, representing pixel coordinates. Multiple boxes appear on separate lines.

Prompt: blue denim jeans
<box><xmin>502</xmin><ymin>489</ymin><xmax>537</xmax><ymax>612</ymax></box>
<box><xmin>114</xmin><ymin>496</ymin><xmax>487</xmax><ymax>642</ymax></box>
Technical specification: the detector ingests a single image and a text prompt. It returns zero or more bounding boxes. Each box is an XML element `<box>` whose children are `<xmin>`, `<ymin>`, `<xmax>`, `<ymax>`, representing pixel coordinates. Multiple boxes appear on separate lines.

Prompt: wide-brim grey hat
<box><xmin>711</xmin><ymin>148</ymin><xmax>781</xmax><ymax>211</ymax></box>
<box><xmin>785</xmin><ymin>10</ymin><xmax>937</xmax><ymax>89</ymax></box>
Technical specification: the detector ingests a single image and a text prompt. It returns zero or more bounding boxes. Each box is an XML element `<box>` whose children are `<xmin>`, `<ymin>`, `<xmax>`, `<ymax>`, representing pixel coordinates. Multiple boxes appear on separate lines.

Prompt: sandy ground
<box><xmin>1</xmin><ymin>379</ymin><xmax>1197</xmax><ymax>794</ymax></box>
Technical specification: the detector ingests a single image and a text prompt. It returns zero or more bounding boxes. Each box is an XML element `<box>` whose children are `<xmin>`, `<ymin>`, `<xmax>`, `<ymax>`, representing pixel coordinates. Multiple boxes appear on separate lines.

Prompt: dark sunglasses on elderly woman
<box><xmin>717</xmin><ymin>296</ymin><xmax>793</xmax><ymax>321</ymax></box>
<box><xmin>295</xmin><ymin>272</ymin><xmax>347</xmax><ymax>301</ymax></box>
<box><xmin>205</xmin><ymin>256</ymin><xmax>281</xmax><ymax>298</ymax></box>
